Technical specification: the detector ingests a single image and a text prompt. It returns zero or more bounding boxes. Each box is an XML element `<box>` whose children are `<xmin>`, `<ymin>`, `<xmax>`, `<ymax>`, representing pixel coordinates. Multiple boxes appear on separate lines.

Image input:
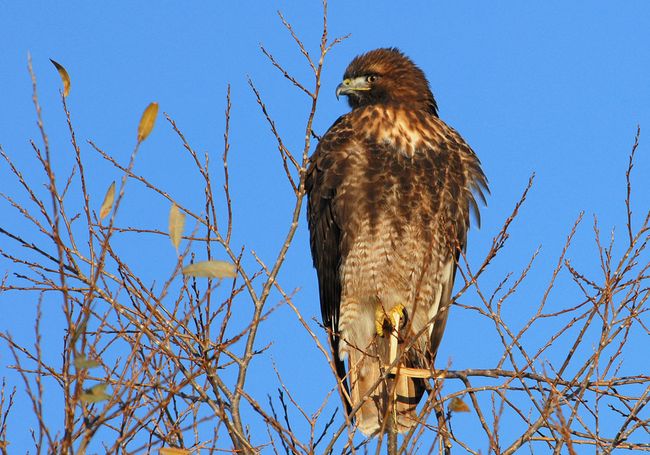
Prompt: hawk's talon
<box><xmin>375</xmin><ymin>304</ymin><xmax>405</xmax><ymax>337</ymax></box>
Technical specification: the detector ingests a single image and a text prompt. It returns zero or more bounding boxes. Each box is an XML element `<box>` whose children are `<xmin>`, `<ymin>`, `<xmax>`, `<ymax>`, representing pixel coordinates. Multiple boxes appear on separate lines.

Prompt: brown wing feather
<box><xmin>305</xmin><ymin>115</ymin><xmax>353</xmax><ymax>411</ymax></box>
<box><xmin>426</xmin><ymin>120</ymin><xmax>487</xmax><ymax>361</ymax></box>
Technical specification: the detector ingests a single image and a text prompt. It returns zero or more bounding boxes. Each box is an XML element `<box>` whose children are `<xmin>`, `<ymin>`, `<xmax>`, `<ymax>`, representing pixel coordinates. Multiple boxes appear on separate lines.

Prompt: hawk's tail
<box><xmin>347</xmin><ymin>347</ymin><xmax>424</xmax><ymax>436</ymax></box>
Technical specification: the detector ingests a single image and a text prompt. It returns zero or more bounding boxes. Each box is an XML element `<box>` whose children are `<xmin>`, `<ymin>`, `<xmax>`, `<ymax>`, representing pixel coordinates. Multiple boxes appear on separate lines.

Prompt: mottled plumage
<box><xmin>306</xmin><ymin>48</ymin><xmax>487</xmax><ymax>435</ymax></box>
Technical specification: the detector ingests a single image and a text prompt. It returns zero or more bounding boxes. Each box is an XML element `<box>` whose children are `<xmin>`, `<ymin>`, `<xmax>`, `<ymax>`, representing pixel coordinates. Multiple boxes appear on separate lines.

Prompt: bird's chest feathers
<box><xmin>365</xmin><ymin>109</ymin><xmax>429</xmax><ymax>157</ymax></box>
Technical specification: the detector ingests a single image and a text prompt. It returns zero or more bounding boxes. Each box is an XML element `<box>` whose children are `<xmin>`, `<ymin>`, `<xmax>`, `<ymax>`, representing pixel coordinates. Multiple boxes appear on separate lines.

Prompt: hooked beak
<box><xmin>335</xmin><ymin>77</ymin><xmax>370</xmax><ymax>99</ymax></box>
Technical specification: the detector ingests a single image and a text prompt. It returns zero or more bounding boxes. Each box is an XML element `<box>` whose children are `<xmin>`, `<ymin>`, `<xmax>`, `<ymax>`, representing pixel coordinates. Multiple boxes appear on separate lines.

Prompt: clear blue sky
<box><xmin>2</xmin><ymin>1</ymin><xmax>649</xmax><ymax>452</ymax></box>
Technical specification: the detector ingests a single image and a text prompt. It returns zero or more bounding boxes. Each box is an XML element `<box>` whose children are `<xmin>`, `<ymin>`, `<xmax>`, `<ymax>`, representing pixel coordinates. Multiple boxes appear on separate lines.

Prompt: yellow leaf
<box><xmin>183</xmin><ymin>260</ymin><xmax>236</xmax><ymax>279</ymax></box>
<box><xmin>74</xmin><ymin>355</ymin><xmax>101</xmax><ymax>369</ymax></box>
<box><xmin>50</xmin><ymin>58</ymin><xmax>71</xmax><ymax>97</ymax></box>
<box><xmin>80</xmin><ymin>383</ymin><xmax>110</xmax><ymax>403</ymax></box>
<box><xmin>137</xmin><ymin>102</ymin><xmax>159</xmax><ymax>142</ymax></box>
<box><xmin>99</xmin><ymin>181</ymin><xmax>116</xmax><ymax>220</ymax></box>
<box><xmin>169</xmin><ymin>204</ymin><xmax>186</xmax><ymax>252</ymax></box>
<box><xmin>449</xmin><ymin>397</ymin><xmax>470</xmax><ymax>413</ymax></box>
<box><xmin>159</xmin><ymin>449</ymin><xmax>190</xmax><ymax>455</ymax></box>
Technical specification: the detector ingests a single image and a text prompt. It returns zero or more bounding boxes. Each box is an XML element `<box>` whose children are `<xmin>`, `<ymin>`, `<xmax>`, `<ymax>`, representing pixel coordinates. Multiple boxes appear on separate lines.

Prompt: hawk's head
<box><xmin>336</xmin><ymin>48</ymin><xmax>438</xmax><ymax>115</ymax></box>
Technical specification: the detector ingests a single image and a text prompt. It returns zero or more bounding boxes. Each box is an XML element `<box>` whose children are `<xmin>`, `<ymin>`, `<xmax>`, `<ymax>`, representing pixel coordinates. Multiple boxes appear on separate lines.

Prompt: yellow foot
<box><xmin>375</xmin><ymin>304</ymin><xmax>405</xmax><ymax>337</ymax></box>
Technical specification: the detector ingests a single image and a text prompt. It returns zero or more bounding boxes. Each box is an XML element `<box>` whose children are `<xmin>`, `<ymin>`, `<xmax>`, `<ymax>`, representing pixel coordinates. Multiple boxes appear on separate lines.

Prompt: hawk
<box><xmin>306</xmin><ymin>48</ymin><xmax>487</xmax><ymax>435</ymax></box>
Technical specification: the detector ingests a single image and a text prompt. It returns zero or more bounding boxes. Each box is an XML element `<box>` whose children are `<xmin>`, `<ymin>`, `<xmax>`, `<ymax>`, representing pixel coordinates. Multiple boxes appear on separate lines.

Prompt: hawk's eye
<box><xmin>366</xmin><ymin>75</ymin><xmax>377</xmax><ymax>83</ymax></box>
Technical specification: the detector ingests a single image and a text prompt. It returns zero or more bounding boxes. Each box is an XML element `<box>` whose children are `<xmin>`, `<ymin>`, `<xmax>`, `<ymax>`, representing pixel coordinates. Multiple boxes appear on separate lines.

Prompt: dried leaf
<box><xmin>99</xmin><ymin>181</ymin><xmax>116</xmax><ymax>220</ymax></box>
<box><xmin>169</xmin><ymin>204</ymin><xmax>186</xmax><ymax>252</ymax></box>
<box><xmin>137</xmin><ymin>102</ymin><xmax>159</xmax><ymax>142</ymax></box>
<box><xmin>183</xmin><ymin>260</ymin><xmax>236</xmax><ymax>279</ymax></box>
<box><xmin>159</xmin><ymin>449</ymin><xmax>191</xmax><ymax>455</ymax></box>
<box><xmin>80</xmin><ymin>383</ymin><xmax>110</xmax><ymax>403</ymax></box>
<box><xmin>50</xmin><ymin>58</ymin><xmax>71</xmax><ymax>97</ymax></box>
<box><xmin>74</xmin><ymin>355</ymin><xmax>101</xmax><ymax>369</ymax></box>
<box><xmin>449</xmin><ymin>397</ymin><xmax>470</xmax><ymax>413</ymax></box>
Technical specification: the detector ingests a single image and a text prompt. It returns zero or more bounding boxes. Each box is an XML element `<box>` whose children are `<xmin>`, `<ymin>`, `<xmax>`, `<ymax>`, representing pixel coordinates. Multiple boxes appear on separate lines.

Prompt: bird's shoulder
<box><xmin>306</xmin><ymin>113</ymin><xmax>359</xmax><ymax>191</ymax></box>
<box><xmin>312</xmin><ymin>105</ymin><xmax>477</xmax><ymax>164</ymax></box>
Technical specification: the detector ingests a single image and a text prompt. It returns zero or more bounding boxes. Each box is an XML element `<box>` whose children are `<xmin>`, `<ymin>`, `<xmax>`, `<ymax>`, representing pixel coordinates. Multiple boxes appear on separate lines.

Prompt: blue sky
<box><xmin>2</xmin><ymin>1</ymin><xmax>649</xmax><ymax>452</ymax></box>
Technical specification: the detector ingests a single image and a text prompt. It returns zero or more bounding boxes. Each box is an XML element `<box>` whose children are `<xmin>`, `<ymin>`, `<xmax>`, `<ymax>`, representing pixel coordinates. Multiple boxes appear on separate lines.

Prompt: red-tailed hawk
<box><xmin>306</xmin><ymin>48</ymin><xmax>487</xmax><ymax>435</ymax></box>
